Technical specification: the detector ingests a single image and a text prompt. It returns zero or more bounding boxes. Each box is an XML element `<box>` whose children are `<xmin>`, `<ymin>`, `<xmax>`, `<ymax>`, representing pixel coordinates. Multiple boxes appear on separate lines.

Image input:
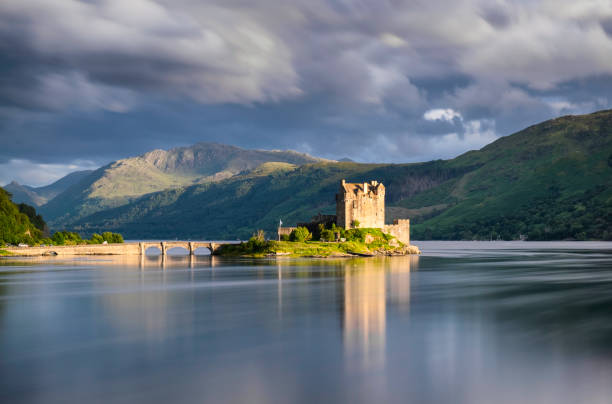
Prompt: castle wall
<box><xmin>278</xmin><ymin>227</ymin><xmax>297</xmax><ymax>238</ymax></box>
<box><xmin>383</xmin><ymin>219</ymin><xmax>410</xmax><ymax>245</ymax></box>
<box><xmin>336</xmin><ymin>195</ymin><xmax>347</xmax><ymax>228</ymax></box>
<box><xmin>336</xmin><ymin>181</ymin><xmax>385</xmax><ymax>229</ymax></box>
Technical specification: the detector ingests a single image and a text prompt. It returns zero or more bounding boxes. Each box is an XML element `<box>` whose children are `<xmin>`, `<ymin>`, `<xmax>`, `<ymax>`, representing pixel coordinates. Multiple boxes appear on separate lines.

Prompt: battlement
<box><xmin>336</xmin><ymin>179</ymin><xmax>385</xmax><ymax>229</ymax></box>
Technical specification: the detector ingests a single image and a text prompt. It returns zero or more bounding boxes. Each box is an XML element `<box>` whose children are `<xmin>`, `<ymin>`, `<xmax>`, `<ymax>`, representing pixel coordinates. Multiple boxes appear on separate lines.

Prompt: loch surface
<box><xmin>1</xmin><ymin>241</ymin><xmax>612</xmax><ymax>403</ymax></box>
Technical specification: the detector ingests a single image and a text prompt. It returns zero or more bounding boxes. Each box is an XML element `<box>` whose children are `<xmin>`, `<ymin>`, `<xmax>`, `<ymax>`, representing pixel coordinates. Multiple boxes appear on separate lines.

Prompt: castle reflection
<box><xmin>342</xmin><ymin>256</ymin><xmax>416</xmax><ymax>368</ymax></box>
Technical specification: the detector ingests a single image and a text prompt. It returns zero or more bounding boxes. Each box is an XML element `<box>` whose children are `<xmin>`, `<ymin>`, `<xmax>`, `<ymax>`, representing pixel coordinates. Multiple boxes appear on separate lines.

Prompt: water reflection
<box><xmin>341</xmin><ymin>257</ymin><xmax>417</xmax><ymax>369</ymax></box>
<box><xmin>388</xmin><ymin>256</ymin><xmax>418</xmax><ymax>307</ymax></box>
<box><xmin>342</xmin><ymin>260</ymin><xmax>387</xmax><ymax>368</ymax></box>
<box><xmin>2</xmin><ymin>245</ymin><xmax>612</xmax><ymax>404</ymax></box>
<box><xmin>0</xmin><ymin>254</ymin><xmax>219</xmax><ymax>270</ymax></box>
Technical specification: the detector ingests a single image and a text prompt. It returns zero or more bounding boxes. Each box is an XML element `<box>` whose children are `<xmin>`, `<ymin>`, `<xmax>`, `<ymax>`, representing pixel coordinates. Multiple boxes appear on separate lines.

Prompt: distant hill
<box><xmin>40</xmin><ymin>142</ymin><xmax>329</xmax><ymax>225</ymax></box>
<box><xmin>2</xmin><ymin>182</ymin><xmax>45</xmax><ymax>206</ymax></box>
<box><xmin>60</xmin><ymin>110</ymin><xmax>612</xmax><ymax>241</ymax></box>
<box><xmin>2</xmin><ymin>170</ymin><xmax>93</xmax><ymax>206</ymax></box>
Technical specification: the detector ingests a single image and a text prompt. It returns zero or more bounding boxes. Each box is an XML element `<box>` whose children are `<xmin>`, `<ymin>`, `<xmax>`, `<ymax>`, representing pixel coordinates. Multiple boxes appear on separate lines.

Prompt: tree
<box><xmin>290</xmin><ymin>226</ymin><xmax>311</xmax><ymax>242</ymax></box>
<box><xmin>0</xmin><ymin>188</ymin><xmax>41</xmax><ymax>245</ymax></box>
<box><xmin>52</xmin><ymin>231</ymin><xmax>82</xmax><ymax>245</ymax></box>
<box><xmin>90</xmin><ymin>233</ymin><xmax>104</xmax><ymax>244</ymax></box>
<box><xmin>254</xmin><ymin>229</ymin><xmax>265</xmax><ymax>242</ymax></box>
<box><xmin>320</xmin><ymin>229</ymin><xmax>334</xmax><ymax>242</ymax></box>
<box><xmin>245</xmin><ymin>229</ymin><xmax>268</xmax><ymax>252</ymax></box>
<box><xmin>102</xmin><ymin>232</ymin><xmax>124</xmax><ymax>243</ymax></box>
<box><xmin>17</xmin><ymin>203</ymin><xmax>48</xmax><ymax>235</ymax></box>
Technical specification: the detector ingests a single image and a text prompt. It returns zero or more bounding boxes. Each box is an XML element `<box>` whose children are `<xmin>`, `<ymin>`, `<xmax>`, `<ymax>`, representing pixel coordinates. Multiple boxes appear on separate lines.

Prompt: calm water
<box><xmin>1</xmin><ymin>241</ymin><xmax>612</xmax><ymax>404</ymax></box>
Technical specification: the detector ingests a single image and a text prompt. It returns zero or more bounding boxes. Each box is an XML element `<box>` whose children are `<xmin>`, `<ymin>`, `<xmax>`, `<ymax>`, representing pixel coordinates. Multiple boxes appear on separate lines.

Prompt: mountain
<box><xmin>2</xmin><ymin>182</ymin><xmax>45</xmax><ymax>206</ymax></box>
<box><xmin>33</xmin><ymin>170</ymin><xmax>94</xmax><ymax>201</ymax></box>
<box><xmin>405</xmin><ymin>110</ymin><xmax>612</xmax><ymax>240</ymax></box>
<box><xmin>60</xmin><ymin>109</ymin><xmax>612</xmax><ymax>241</ymax></box>
<box><xmin>2</xmin><ymin>170</ymin><xmax>93</xmax><ymax>206</ymax></box>
<box><xmin>66</xmin><ymin>160</ymin><xmax>470</xmax><ymax>239</ymax></box>
<box><xmin>40</xmin><ymin>142</ymin><xmax>328</xmax><ymax>225</ymax></box>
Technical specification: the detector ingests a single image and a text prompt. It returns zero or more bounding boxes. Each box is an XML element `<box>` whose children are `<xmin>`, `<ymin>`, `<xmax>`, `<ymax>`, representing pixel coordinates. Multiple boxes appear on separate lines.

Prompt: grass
<box><xmin>216</xmin><ymin>232</ymin><xmax>419</xmax><ymax>258</ymax></box>
<box><xmin>216</xmin><ymin>240</ymin><xmax>370</xmax><ymax>257</ymax></box>
<box><xmin>0</xmin><ymin>250</ymin><xmax>14</xmax><ymax>256</ymax></box>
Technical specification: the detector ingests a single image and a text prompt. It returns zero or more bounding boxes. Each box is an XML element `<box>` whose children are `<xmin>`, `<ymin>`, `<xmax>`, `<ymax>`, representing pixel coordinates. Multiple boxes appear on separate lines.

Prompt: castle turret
<box><xmin>336</xmin><ymin>179</ymin><xmax>385</xmax><ymax>229</ymax></box>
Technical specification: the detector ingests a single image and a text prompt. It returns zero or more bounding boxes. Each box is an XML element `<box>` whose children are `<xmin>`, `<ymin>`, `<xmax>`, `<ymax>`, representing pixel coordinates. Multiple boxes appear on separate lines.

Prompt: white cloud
<box><xmin>412</xmin><ymin>118</ymin><xmax>499</xmax><ymax>161</ymax></box>
<box><xmin>424</xmin><ymin>108</ymin><xmax>462</xmax><ymax>122</ymax></box>
<box><xmin>379</xmin><ymin>33</ymin><xmax>407</xmax><ymax>48</ymax></box>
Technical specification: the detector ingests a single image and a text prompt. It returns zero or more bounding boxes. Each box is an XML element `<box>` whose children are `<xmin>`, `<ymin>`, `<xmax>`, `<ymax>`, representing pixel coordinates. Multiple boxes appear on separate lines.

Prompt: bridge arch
<box><xmin>165</xmin><ymin>246</ymin><xmax>190</xmax><ymax>256</ymax></box>
<box><xmin>192</xmin><ymin>247</ymin><xmax>212</xmax><ymax>256</ymax></box>
<box><xmin>139</xmin><ymin>241</ymin><xmax>215</xmax><ymax>256</ymax></box>
<box><xmin>144</xmin><ymin>245</ymin><xmax>162</xmax><ymax>255</ymax></box>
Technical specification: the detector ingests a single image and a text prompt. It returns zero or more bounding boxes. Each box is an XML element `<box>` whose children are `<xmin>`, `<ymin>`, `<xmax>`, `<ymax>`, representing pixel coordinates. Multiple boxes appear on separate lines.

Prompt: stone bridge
<box><xmin>2</xmin><ymin>241</ymin><xmax>238</xmax><ymax>257</ymax></box>
<box><xmin>141</xmin><ymin>241</ymin><xmax>228</xmax><ymax>256</ymax></box>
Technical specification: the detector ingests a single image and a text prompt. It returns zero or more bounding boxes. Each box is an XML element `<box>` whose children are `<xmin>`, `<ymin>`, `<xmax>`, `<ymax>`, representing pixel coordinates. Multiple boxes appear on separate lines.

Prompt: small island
<box><xmin>216</xmin><ymin>227</ymin><xmax>420</xmax><ymax>258</ymax></box>
<box><xmin>217</xmin><ymin>179</ymin><xmax>420</xmax><ymax>257</ymax></box>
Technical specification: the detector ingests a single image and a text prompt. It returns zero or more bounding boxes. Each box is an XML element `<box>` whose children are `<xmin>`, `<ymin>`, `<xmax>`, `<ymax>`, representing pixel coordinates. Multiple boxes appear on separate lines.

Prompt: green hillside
<box><xmin>408</xmin><ymin>110</ymin><xmax>612</xmax><ymax>240</ymax></box>
<box><xmin>0</xmin><ymin>188</ymin><xmax>43</xmax><ymax>245</ymax></box>
<box><xmin>49</xmin><ymin>110</ymin><xmax>612</xmax><ymax>241</ymax></box>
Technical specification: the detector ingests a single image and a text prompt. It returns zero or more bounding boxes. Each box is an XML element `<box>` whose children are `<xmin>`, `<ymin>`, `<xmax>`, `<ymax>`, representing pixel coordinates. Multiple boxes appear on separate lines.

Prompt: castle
<box><xmin>337</xmin><ymin>179</ymin><xmax>385</xmax><ymax>229</ymax></box>
<box><xmin>279</xmin><ymin>179</ymin><xmax>410</xmax><ymax>245</ymax></box>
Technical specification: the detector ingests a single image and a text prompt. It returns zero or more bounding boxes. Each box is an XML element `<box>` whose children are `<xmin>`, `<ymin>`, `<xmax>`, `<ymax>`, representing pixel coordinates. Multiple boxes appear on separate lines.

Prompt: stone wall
<box><xmin>336</xmin><ymin>180</ymin><xmax>385</xmax><ymax>229</ymax></box>
<box><xmin>383</xmin><ymin>219</ymin><xmax>410</xmax><ymax>245</ymax></box>
<box><xmin>3</xmin><ymin>243</ymin><xmax>141</xmax><ymax>257</ymax></box>
<box><xmin>278</xmin><ymin>227</ymin><xmax>297</xmax><ymax>238</ymax></box>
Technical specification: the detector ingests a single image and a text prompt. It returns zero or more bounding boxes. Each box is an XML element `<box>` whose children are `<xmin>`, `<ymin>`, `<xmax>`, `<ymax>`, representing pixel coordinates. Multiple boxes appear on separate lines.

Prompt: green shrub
<box><xmin>280</xmin><ymin>234</ymin><xmax>290</xmax><ymax>241</ymax></box>
<box><xmin>244</xmin><ymin>230</ymin><xmax>270</xmax><ymax>253</ymax></box>
<box><xmin>102</xmin><ymin>232</ymin><xmax>124</xmax><ymax>243</ymax></box>
<box><xmin>254</xmin><ymin>229</ymin><xmax>265</xmax><ymax>242</ymax></box>
<box><xmin>344</xmin><ymin>228</ymin><xmax>364</xmax><ymax>241</ymax></box>
<box><xmin>320</xmin><ymin>229</ymin><xmax>335</xmax><ymax>241</ymax></box>
<box><xmin>290</xmin><ymin>226</ymin><xmax>311</xmax><ymax>242</ymax></box>
<box><xmin>51</xmin><ymin>231</ymin><xmax>82</xmax><ymax>245</ymax></box>
<box><xmin>36</xmin><ymin>238</ymin><xmax>53</xmax><ymax>246</ymax></box>
<box><xmin>90</xmin><ymin>233</ymin><xmax>104</xmax><ymax>244</ymax></box>
<box><xmin>351</xmin><ymin>220</ymin><xmax>360</xmax><ymax>228</ymax></box>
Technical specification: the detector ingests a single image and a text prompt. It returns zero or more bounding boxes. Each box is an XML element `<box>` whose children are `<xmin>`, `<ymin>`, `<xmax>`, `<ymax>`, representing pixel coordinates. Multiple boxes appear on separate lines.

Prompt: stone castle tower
<box><xmin>336</xmin><ymin>180</ymin><xmax>385</xmax><ymax>229</ymax></box>
<box><xmin>279</xmin><ymin>179</ymin><xmax>410</xmax><ymax>245</ymax></box>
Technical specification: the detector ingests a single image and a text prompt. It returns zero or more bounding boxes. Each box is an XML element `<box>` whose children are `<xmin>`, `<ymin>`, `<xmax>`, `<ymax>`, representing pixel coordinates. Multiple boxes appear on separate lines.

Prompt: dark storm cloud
<box><xmin>480</xmin><ymin>6</ymin><xmax>512</xmax><ymax>30</ymax></box>
<box><xmin>601</xmin><ymin>18</ymin><xmax>612</xmax><ymax>38</ymax></box>
<box><xmin>1</xmin><ymin>0</ymin><xmax>612</xmax><ymax>185</ymax></box>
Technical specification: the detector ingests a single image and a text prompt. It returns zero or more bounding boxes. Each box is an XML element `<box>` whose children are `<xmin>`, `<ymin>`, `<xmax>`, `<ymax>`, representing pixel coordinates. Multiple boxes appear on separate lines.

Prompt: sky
<box><xmin>1</xmin><ymin>0</ymin><xmax>612</xmax><ymax>186</ymax></box>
